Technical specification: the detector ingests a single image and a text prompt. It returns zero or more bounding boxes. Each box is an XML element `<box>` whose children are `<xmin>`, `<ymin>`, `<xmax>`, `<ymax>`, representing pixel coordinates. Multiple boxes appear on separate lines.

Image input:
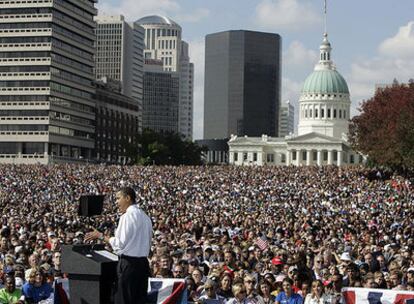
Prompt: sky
<box><xmin>97</xmin><ymin>0</ymin><xmax>414</xmax><ymax>140</ymax></box>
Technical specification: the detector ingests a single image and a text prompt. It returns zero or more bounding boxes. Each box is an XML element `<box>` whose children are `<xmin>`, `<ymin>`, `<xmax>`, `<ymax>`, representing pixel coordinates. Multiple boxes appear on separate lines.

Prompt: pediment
<box><xmin>287</xmin><ymin>132</ymin><xmax>341</xmax><ymax>144</ymax></box>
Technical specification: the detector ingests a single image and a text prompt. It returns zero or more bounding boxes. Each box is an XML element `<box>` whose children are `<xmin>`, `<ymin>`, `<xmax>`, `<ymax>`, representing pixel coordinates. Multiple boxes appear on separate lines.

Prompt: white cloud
<box><xmin>379</xmin><ymin>21</ymin><xmax>414</xmax><ymax>59</ymax></box>
<box><xmin>347</xmin><ymin>57</ymin><xmax>414</xmax><ymax>106</ymax></box>
<box><xmin>346</xmin><ymin>22</ymin><xmax>414</xmax><ymax>116</ymax></box>
<box><xmin>283</xmin><ymin>41</ymin><xmax>318</xmax><ymax>82</ymax></box>
<box><xmin>284</xmin><ymin>41</ymin><xmax>318</xmax><ymax>68</ymax></box>
<box><xmin>188</xmin><ymin>38</ymin><xmax>205</xmax><ymax>140</ymax></box>
<box><xmin>175</xmin><ymin>8</ymin><xmax>210</xmax><ymax>23</ymax></box>
<box><xmin>97</xmin><ymin>0</ymin><xmax>209</xmax><ymax>24</ymax></box>
<box><xmin>97</xmin><ymin>0</ymin><xmax>180</xmax><ymax>20</ymax></box>
<box><xmin>254</xmin><ymin>0</ymin><xmax>321</xmax><ymax>31</ymax></box>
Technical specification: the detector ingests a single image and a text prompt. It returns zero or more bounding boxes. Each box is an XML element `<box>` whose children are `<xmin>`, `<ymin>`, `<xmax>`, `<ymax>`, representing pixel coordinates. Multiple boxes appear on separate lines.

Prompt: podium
<box><xmin>61</xmin><ymin>244</ymin><xmax>118</xmax><ymax>304</ymax></box>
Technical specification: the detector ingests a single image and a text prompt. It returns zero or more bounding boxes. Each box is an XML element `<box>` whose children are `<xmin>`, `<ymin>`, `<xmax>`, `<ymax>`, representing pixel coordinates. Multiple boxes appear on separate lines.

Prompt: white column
<box><xmin>306</xmin><ymin>150</ymin><xmax>311</xmax><ymax>166</ymax></box>
<box><xmin>327</xmin><ymin>150</ymin><xmax>333</xmax><ymax>165</ymax></box>
<box><xmin>258</xmin><ymin>152</ymin><xmax>263</xmax><ymax>165</ymax></box>
<box><xmin>286</xmin><ymin>150</ymin><xmax>291</xmax><ymax>166</ymax></box>
<box><xmin>238</xmin><ymin>152</ymin><xmax>243</xmax><ymax>165</ymax></box>
<box><xmin>337</xmin><ymin>151</ymin><xmax>343</xmax><ymax>166</ymax></box>
<box><xmin>317</xmin><ymin>150</ymin><xmax>322</xmax><ymax>166</ymax></box>
<box><xmin>229</xmin><ymin>151</ymin><xmax>234</xmax><ymax>164</ymax></box>
<box><xmin>248</xmin><ymin>152</ymin><xmax>253</xmax><ymax>163</ymax></box>
<box><xmin>296</xmin><ymin>150</ymin><xmax>301</xmax><ymax>166</ymax></box>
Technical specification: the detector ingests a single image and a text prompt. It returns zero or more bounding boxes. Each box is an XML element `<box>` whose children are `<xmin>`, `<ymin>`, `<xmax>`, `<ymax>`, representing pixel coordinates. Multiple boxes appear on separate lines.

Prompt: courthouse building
<box><xmin>229</xmin><ymin>33</ymin><xmax>363</xmax><ymax>166</ymax></box>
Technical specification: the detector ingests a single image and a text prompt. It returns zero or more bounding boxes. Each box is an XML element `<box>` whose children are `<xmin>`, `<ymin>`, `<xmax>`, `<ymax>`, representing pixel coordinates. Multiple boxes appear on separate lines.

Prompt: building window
<box><xmin>302</xmin><ymin>151</ymin><xmax>307</xmax><ymax>161</ymax></box>
<box><xmin>327</xmin><ymin>108</ymin><xmax>331</xmax><ymax>118</ymax></box>
<box><xmin>267</xmin><ymin>153</ymin><xmax>274</xmax><ymax>163</ymax></box>
<box><xmin>339</xmin><ymin>110</ymin><xmax>342</xmax><ymax>118</ymax></box>
<box><xmin>310</xmin><ymin>109</ymin><xmax>313</xmax><ymax>118</ymax></box>
<box><xmin>315</xmin><ymin>109</ymin><xmax>318</xmax><ymax>118</ymax></box>
<box><xmin>281</xmin><ymin>154</ymin><xmax>286</xmax><ymax>163</ymax></box>
<box><xmin>292</xmin><ymin>151</ymin><xmax>297</xmax><ymax>161</ymax></box>
<box><xmin>321</xmin><ymin>109</ymin><xmax>325</xmax><ymax>118</ymax></box>
<box><xmin>333</xmin><ymin>109</ymin><xmax>337</xmax><ymax>118</ymax></box>
<box><xmin>243</xmin><ymin>153</ymin><xmax>248</xmax><ymax>162</ymax></box>
<box><xmin>350</xmin><ymin>154</ymin><xmax>354</xmax><ymax>164</ymax></box>
<box><xmin>253</xmin><ymin>153</ymin><xmax>257</xmax><ymax>162</ymax></box>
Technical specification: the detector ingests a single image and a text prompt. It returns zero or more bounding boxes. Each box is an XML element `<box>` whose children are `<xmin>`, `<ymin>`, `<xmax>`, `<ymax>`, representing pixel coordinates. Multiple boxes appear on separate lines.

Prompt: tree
<box><xmin>127</xmin><ymin>129</ymin><xmax>206</xmax><ymax>165</ymax></box>
<box><xmin>349</xmin><ymin>83</ymin><xmax>414</xmax><ymax>173</ymax></box>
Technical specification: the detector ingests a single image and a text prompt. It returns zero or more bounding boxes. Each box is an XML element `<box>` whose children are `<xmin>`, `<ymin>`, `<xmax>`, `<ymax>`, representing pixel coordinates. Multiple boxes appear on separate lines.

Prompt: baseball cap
<box><xmin>271</xmin><ymin>257</ymin><xmax>283</xmax><ymax>265</ymax></box>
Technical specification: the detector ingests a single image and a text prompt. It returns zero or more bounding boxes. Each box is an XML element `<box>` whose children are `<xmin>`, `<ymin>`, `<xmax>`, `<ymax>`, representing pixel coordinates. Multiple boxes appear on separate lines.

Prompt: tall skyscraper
<box><xmin>143</xmin><ymin>59</ymin><xmax>179</xmax><ymax>134</ymax></box>
<box><xmin>204</xmin><ymin>30</ymin><xmax>281</xmax><ymax>139</ymax></box>
<box><xmin>94</xmin><ymin>15</ymin><xmax>144</xmax><ymax>132</ymax></box>
<box><xmin>279</xmin><ymin>100</ymin><xmax>295</xmax><ymax>137</ymax></box>
<box><xmin>0</xmin><ymin>0</ymin><xmax>97</xmax><ymax>164</ymax></box>
<box><xmin>136</xmin><ymin>15</ymin><xmax>194</xmax><ymax>140</ymax></box>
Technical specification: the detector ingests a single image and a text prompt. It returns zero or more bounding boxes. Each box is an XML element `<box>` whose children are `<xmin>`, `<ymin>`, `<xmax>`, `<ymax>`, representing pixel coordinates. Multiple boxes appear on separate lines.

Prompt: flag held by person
<box><xmin>255</xmin><ymin>235</ymin><xmax>269</xmax><ymax>251</ymax></box>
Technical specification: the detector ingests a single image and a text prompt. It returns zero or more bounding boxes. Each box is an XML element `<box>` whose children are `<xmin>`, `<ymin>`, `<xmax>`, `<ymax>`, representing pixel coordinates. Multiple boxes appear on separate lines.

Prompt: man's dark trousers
<box><xmin>115</xmin><ymin>255</ymin><xmax>150</xmax><ymax>304</ymax></box>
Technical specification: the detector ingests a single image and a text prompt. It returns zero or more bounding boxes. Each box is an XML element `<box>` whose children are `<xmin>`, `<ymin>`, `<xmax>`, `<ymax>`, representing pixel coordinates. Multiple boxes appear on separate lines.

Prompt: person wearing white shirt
<box><xmin>85</xmin><ymin>187</ymin><xmax>153</xmax><ymax>304</ymax></box>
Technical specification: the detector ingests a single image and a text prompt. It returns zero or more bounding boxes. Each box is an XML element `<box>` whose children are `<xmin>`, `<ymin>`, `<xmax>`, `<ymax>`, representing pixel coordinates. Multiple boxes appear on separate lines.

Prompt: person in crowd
<box><xmin>276</xmin><ymin>278</ymin><xmax>303</xmax><ymax>304</ymax></box>
<box><xmin>226</xmin><ymin>283</ymin><xmax>247</xmax><ymax>304</ymax></box>
<box><xmin>304</xmin><ymin>280</ymin><xmax>328</xmax><ymax>304</ymax></box>
<box><xmin>217</xmin><ymin>272</ymin><xmax>234</xmax><ymax>300</ymax></box>
<box><xmin>0</xmin><ymin>275</ymin><xmax>24</xmax><ymax>304</ymax></box>
<box><xmin>197</xmin><ymin>278</ymin><xmax>226</xmax><ymax>303</ymax></box>
<box><xmin>257</xmin><ymin>279</ymin><xmax>275</xmax><ymax>304</ymax></box>
<box><xmin>22</xmin><ymin>268</ymin><xmax>53</xmax><ymax>303</ymax></box>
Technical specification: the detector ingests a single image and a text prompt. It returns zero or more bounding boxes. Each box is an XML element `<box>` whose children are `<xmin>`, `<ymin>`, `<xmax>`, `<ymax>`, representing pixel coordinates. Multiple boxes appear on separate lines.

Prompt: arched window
<box><xmin>321</xmin><ymin>108</ymin><xmax>325</xmax><ymax>118</ymax></box>
<box><xmin>327</xmin><ymin>108</ymin><xmax>331</xmax><ymax>118</ymax></box>
<box><xmin>315</xmin><ymin>109</ymin><xmax>318</xmax><ymax>118</ymax></box>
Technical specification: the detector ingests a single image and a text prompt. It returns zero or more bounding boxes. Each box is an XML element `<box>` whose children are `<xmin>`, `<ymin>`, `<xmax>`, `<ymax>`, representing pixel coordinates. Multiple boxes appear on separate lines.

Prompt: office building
<box><xmin>143</xmin><ymin>59</ymin><xmax>179</xmax><ymax>133</ymax></box>
<box><xmin>204</xmin><ymin>30</ymin><xmax>282</xmax><ymax>139</ymax></box>
<box><xmin>94</xmin><ymin>79</ymin><xmax>139</xmax><ymax>164</ymax></box>
<box><xmin>94</xmin><ymin>15</ymin><xmax>144</xmax><ymax>132</ymax></box>
<box><xmin>136</xmin><ymin>15</ymin><xmax>194</xmax><ymax>140</ymax></box>
<box><xmin>279</xmin><ymin>100</ymin><xmax>295</xmax><ymax>137</ymax></box>
<box><xmin>0</xmin><ymin>0</ymin><xmax>97</xmax><ymax>164</ymax></box>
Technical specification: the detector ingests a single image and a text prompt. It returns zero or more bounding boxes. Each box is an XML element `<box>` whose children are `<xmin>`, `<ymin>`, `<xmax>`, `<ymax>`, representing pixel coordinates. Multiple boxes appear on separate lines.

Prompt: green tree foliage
<box><xmin>127</xmin><ymin>129</ymin><xmax>206</xmax><ymax>165</ymax></box>
<box><xmin>349</xmin><ymin>82</ymin><xmax>414</xmax><ymax>172</ymax></box>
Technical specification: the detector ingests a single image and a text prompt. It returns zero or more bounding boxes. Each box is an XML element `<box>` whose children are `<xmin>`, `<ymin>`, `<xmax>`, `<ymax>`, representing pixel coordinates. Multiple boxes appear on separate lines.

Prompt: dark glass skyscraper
<box><xmin>203</xmin><ymin>30</ymin><xmax>281</xmax><ymax>139</ymax></box>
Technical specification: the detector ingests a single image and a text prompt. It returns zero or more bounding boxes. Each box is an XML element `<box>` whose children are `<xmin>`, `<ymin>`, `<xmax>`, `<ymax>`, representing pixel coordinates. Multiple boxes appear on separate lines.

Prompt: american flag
<box><xmin>342</xmin><ymin>287</ymin><xmax>414</xmax><ymax>304</ymax></box>
<box><xmin>255</xmin><ymin>236</ymin><xmax>269</xmax><ymax>251</ymax></box>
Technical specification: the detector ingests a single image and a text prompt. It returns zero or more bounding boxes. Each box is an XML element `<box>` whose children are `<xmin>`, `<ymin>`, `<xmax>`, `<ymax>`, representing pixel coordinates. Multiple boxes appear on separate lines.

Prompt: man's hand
<box><xmin>85</xmin><ymin>229</ymin><xmax>102</xmax><ymax>242</ymax></box>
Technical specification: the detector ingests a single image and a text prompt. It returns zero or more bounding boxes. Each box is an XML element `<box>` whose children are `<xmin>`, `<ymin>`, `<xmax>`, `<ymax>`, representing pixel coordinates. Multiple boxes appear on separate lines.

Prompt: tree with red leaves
<box><xmin>349</xmin><ymin>82</ymin><xmax>414</xmax><ymax>172</ymax></box>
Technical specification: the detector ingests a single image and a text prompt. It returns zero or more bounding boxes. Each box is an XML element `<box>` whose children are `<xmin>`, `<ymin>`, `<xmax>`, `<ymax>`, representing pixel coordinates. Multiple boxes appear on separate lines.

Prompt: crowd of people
<box><xmin>0</xmin><ymin>164</ymin><xmax>413</xmax><ymax>303</ymax></box>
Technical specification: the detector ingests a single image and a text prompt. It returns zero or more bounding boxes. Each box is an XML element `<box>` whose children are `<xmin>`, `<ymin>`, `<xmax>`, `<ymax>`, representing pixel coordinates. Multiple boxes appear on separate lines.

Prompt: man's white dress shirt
<box><xmin>109</xmin><ymin>204</ymin><xmax>152</xmax><ymax>257</ymax></box>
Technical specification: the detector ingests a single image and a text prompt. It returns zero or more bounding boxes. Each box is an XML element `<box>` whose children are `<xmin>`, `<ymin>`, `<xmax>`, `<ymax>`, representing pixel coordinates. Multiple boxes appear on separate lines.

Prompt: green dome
<box><xmin>302</xmin><ymin>69</ymin><xmax>349</xmax><ymax>94</ymax></box>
